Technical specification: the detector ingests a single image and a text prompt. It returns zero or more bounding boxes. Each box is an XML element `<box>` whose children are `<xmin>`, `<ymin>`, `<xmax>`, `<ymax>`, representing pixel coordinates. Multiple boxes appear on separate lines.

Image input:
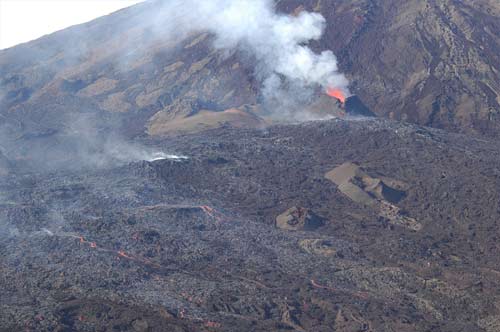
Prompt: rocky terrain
<box><xmin>2</xmin><ymin>118</ymin><xmax>500</xmax><ymax>331</ymax></box>
<box><xmin>1</xmin><ymin>0</ymin><xmax>500</xmax><ymax>331</ymax></box>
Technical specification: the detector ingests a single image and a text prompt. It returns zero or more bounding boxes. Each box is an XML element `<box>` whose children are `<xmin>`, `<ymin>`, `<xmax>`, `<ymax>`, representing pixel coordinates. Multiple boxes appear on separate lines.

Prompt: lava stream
<box><xmin>69</xmin><ymin>234</ymin><xmax>160</xmax><ymax>268</ymax></box>
<box><xmin>199</xmin><ymin>205</ymin><xmax>225</xmax><ymax>222</ymax></box>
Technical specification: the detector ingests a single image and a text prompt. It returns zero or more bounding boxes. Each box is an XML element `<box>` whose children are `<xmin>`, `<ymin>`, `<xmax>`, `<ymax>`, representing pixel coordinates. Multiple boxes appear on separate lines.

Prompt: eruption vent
<box><xmin>155</xmin><ymin>0</ymin><xmax>350</xmax><ymax>117</ymax></box>
<box><xmin>326</xmin><ymin>88</ymin><xmax>347</xmax><ymax>104</ymax></box>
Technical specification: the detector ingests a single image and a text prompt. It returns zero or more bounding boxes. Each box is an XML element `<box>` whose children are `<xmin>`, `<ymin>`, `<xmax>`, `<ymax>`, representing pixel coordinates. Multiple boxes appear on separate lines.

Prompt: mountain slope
<box><xmin>0</xmin><ymin>0</ymin><xmax>499</xmax><ymax>139</ymax></box>
<box><xmin>296</xmin><ymin>0</ymin><xmax>500</xmax><ymax>134</ymax></box>
<box><xmin>1</xmin><ymin>1</ymin><xmax>500</xmax><ymax>330</ymax></box>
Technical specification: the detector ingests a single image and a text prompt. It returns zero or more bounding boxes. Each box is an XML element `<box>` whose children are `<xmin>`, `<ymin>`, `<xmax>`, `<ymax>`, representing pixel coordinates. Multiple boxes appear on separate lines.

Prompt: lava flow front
<box><xmin>326</xmin><ymin>87</ymin><xmax>346</xmax><ymax>104</ymax></box>
<box><xmin>70</xmin><ymin>234</ymin><xmax>161</xmax><ymax>268</ymax></box>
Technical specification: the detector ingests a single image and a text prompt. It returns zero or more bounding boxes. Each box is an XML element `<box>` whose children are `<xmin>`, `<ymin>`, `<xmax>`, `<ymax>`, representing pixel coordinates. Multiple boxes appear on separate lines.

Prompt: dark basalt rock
<box><xmin>345</xmin><ymin>95</ymin><xmax>375</xmax><ymax>117</ymax></box>
<box><xmin>1</xmin><ymin>118</ymin><xmax>499</xmax><ymax>331</ymax></box>
<box><xmin>0</xmin><ymin>0</ymin><xmax>499</xmax><ymax>330</ymax></box>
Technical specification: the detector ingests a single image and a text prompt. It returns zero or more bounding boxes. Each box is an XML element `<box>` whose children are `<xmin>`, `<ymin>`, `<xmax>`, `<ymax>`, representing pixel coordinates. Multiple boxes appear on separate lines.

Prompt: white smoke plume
<box><xmin>194</xmin><ymin>0</ymin><xmax>347</xmax><ymax>87</ymax></box>
<box><xmin>0</xmin><ymin>0</ymin><xmax>349</xmax><ymax>171</ymax></box>
<box><xmin>153</xmin><ymin>0</ymin><xmax>349</xmax><ymax>112</ymax></box>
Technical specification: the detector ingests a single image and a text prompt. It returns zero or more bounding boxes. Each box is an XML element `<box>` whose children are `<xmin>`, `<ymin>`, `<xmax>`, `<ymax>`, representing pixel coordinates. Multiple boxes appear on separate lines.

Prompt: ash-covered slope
<box><xmin>2</xmin><ymin>118</ymin><xmax>500</xmax><ymax>331</ymax></box>
<box><xmin>0</xmin><ymin>0</ymin><xmax>499</xmax><ymax>139</ymax></box>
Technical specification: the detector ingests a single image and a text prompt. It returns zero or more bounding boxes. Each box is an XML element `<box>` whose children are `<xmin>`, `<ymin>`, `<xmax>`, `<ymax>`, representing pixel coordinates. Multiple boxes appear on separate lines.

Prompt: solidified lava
<box><xmin>2</xmin><ymin>118</ymin><xmax>500</xmax><ymax>331</ymax></box>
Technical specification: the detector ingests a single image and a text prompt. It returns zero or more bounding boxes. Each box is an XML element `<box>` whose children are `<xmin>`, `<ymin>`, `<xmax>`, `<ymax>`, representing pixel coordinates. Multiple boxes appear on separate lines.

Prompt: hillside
<box><xmin>279</xmin><ymin>0</ymin><xmax>500</xmax><ymax>134</ymax></box>
<box><xmin>1</xmin><ymin>1</ymin><xmax>500</xmax><ymax>331</ymax></box>
<box><xmin>0</xmin><ymin>0</ymin><xmax>499</xmax><ymax>140</ymax></box>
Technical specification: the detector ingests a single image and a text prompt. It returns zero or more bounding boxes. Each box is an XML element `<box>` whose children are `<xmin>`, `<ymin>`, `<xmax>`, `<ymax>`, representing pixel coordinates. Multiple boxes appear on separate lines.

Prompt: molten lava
<box><xmin>311</xmin><ymin>279</ymin><xmax>337</xmax><ymax>291</ymax></box>
<box><xmin>200</xmin><ymin>205</ymin><xmax>216</xmax><ymax>218</ymax></box>
<box><xmin>117</xmin><ymin>250</ymin><xmax>133</xmax><ymax>259</ymax></box>
<box><xmin>326</xmin><ymin>87</ymin><xmax>346</xmax><ymax>104</ymax></box>
<box><xmin>199</xmin><ymin>205</ymin><xmax>225</xmax><ymax>223</ymax></box>
<box><xmin>69</xmin><ymin>233</ymin><xmax>161</xmax><ymax>268</ymax></box>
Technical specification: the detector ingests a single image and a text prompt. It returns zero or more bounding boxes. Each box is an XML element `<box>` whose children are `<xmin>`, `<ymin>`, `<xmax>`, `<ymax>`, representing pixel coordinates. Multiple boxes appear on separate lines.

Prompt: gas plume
<box><xmin>0</xmin><ymin>0</ymin><xmax>351</xmax><ymax>171</ymax></box>
<box><xmin>153</xmin><ymin>0</ymin><xmax>349</xmax><ymax>115</ymax></box>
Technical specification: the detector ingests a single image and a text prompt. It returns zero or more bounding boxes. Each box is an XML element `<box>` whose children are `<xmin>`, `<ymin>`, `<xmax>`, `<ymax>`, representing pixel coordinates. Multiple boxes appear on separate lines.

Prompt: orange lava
<box><xmin>117</xmin><ymin>250</ymin><xmax>133</xmax><ymax>259</ymax></box>
<box><xmin>68</xmin><ymin>233</ymin><xmax>162</xmax><ymax>268</ymax></box>
<box><xmin>311</xmin><ymin>279</ymin><xmax>336</xmax><ymax>291</ymax></box>
<box><xmin>326</xmin><ymin>87</ymin><xmax>346</xmax><ymax>104</ymax></box>
<box><xmin>204</xmin><ymin>321</ymin><xmax>221</xmax><ymax>328</ymax></box>
<box><xmin>200</xmin><ymin>205</ymin><xmax>224</xmax><ymax>222</ymax></box>
<box><xmin>200</xmin><ymin>205</ymin><xmax>215</xmax><ymax>215</ymax></box>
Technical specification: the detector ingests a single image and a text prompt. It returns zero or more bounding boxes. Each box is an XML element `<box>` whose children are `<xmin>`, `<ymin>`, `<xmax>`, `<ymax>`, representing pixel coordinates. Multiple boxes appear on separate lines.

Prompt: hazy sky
<box><xmin>0</xmin><ymin>0</ymin><xmax>144</xmax><ymax>50</ymax></box>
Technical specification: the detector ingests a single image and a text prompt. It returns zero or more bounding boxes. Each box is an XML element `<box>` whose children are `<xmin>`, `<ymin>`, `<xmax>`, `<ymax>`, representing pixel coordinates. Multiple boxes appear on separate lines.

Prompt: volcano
<box><xmin>1</xmin><ymin>0</ymin><xmax>498</xmax><ymax>139</ymax></box>
<box><xmin>1</xmin><ymin>1</ymin><xmax>500</xmax><ymax>331</ymax></box>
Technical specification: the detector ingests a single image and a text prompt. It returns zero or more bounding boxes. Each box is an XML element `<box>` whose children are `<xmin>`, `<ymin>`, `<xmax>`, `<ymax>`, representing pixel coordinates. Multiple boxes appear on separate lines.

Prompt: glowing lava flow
<box><xmin>326</xmin><ymin>87</ymin><xmax>346</xmax><ymax>104</ymax></box>
<box><xmin>117</xmin><ymin>250</ymin><xmax>133</xmax><ymax>259</ymax></box>
<box><xmin>199</xmin><ymin>205</ymin><xmax>225</xmax><ymax>222</ymax></box>
<box><xmin>69</xmin><ymin>234</ymin><xmax>161</xmax><ymax>268</ymax></box>
<box><xmin>311</xmin><ymin>279</ymin><xmax>337</xmax><ymax>292</ymax></box>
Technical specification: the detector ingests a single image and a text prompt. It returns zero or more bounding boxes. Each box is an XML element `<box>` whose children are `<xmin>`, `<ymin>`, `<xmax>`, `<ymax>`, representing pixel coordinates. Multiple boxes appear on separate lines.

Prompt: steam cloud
<box><xmin>0</xmin><ymin>0</ymin><xmax>349</xmax><ymax>171</ymax></box>
<box><xmin>153</xmin><ymin>0</ymin><xmax>349</xmax><ymax>114</ymax></box>
<box><xmin>194</xmin><ymin>0</ymin><xmax>347</xmax><ymax>87</ymax></box>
